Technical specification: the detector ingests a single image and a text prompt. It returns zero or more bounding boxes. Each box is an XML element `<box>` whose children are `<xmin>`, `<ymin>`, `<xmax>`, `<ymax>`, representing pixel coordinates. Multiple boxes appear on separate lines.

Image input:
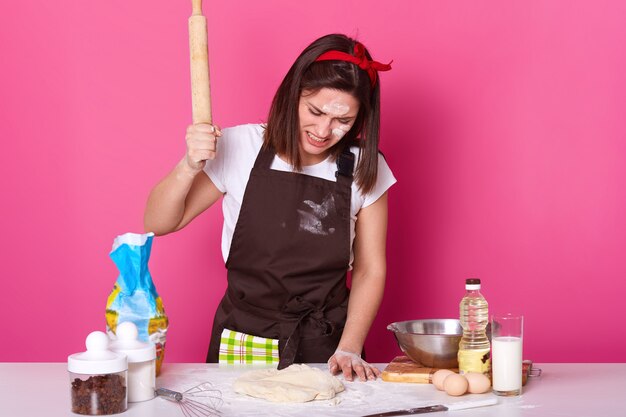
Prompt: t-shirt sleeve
<box><xmin>362</xmin><ymin>153</ymin><xmax>397</xmax><ymax>208</ymax></box>
<box><xmin>202</xmin><ymin>124</ymin><xmax>264</xmax><ymax>194</ymax></box>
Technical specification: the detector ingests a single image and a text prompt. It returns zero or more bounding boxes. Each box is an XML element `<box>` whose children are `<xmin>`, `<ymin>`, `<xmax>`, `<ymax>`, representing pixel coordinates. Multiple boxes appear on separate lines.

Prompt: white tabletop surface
<box><xmin>0</xmin><ymin>362</ymin><xmax>624</xmax><ymax>416</ymax></box>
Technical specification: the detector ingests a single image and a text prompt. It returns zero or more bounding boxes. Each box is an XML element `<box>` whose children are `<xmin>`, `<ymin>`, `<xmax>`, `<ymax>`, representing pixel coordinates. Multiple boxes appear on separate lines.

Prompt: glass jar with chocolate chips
<box><xmin>68</xmin><ymin>331</ymin><xmax>128</xmax><ymax>415</ymax></box>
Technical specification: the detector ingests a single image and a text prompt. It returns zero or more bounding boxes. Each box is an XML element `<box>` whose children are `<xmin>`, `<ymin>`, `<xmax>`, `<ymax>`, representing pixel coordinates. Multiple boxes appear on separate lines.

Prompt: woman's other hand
<box><xmin>328</xmin><ymin>349</ymin><xmax>381</xmax><ymax>382</ymax></box>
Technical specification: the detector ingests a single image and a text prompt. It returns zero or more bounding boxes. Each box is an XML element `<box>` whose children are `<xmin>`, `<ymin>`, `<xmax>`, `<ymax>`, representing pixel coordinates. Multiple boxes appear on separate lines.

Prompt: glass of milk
<box><xmin>491</xmin><ymin>314</ymin><xmax>523</xmax><ymax>396</ymax></box>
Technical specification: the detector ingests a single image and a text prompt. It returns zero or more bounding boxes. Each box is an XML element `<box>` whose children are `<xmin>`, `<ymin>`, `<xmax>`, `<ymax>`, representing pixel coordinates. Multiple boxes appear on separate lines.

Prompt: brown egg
<box><xmin>443</xmin><ymin>373</ymin><xmax>469</xmax><ymax>396</ymax></box>
<box><xmin>464</xmin><ymin>372</ymin><xmax>491</xmax><ymax>394</ymax></box>
<box><xmin>432</xmin><ymin>369</ymin><xmax>455</xmax><ymax>391</ymax></box>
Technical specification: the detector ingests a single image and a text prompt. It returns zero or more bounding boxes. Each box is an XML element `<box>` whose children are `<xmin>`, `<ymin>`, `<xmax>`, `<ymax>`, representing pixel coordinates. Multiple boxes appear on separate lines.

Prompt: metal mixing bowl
<box><xmin>387</xmin><ymin>319</ymin><xmax>462</xmax><ymax>368</ymax></box>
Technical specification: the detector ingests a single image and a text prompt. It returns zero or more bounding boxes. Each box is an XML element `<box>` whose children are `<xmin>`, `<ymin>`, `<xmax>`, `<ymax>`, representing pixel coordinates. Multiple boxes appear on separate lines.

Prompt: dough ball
<box><xmin>233</xmin><ymin>364</ymin><xmax>344</xmax><ymax>403</ymax></box>
<box><xmin>464</xmin><ymin>372</ymin><xmax>491</xmax><ymax>394</ymax></box>
<box><xmin>443</xmin><ymin>373</ymin><xmax>468</xmax><ymax>396</ymax></box>
<box><xmin>432</xmin><ymin>369</ymin><xmax>454</xmax><ymax>391</ymax></box>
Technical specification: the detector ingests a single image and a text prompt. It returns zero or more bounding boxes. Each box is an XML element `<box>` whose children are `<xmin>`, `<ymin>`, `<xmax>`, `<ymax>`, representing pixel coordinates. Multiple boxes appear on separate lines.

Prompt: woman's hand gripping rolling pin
<box><xmin>144</xmin><ymin>123</ymin><xmax>223</xmax><ymax>236</ymax></box>
<box><xmin>179</xmin><ymin>123</ymin><xmax>222</xmax><ymax>177</ymax></box>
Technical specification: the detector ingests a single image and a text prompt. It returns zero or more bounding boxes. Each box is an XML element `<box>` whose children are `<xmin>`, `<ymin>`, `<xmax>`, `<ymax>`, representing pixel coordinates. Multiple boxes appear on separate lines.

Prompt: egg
<box><xmin>464</xmin><ymin>372</ymin><xmax>491</xmax><ymax>394</ymax></box>
<box><xmin>432</xmin><ymin>369</ymin><xmax>455</xmax><ymax>391</ymax></box>
<box><xmin>443</xmin><ymin>373</ymin><xmax>469</xmax><ymax>396</ymax></box>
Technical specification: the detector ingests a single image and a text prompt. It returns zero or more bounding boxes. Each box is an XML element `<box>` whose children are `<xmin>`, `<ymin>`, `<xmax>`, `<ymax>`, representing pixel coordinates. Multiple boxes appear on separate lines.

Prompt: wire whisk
<box><xmin>156</xmin><ymin>382</ymin><xmax>223</xmax><ymax>417</ymax></box>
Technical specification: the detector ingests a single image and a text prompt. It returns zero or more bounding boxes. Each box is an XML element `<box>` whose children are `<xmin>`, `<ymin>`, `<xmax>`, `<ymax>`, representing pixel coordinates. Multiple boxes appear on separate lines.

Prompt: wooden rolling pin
<box><xmin>189</xmin><ymin>0</ymin><xmax>212</xmax><ymax>124</ymax></box>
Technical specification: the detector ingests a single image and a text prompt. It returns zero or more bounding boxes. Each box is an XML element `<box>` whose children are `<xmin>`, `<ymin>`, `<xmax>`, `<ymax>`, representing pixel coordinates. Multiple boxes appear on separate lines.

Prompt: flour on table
<box><xmin>233</xmin><ymin>364</ymin><xmax>344</xmax><ymax>403</ymax></box>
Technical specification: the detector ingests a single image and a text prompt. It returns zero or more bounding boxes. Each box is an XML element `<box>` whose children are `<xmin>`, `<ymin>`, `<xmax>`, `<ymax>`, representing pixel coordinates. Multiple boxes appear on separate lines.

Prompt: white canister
<box><xmin>109</xmin><ymin>321</ymin><xmax>157</xmax><ymax>402</ymax></box>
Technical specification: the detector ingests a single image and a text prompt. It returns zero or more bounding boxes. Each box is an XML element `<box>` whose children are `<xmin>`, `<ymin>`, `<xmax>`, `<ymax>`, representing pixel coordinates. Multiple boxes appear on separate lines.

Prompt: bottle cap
<box><xmin>109</xmin><ymin>321</ymin><xmax>156</xmax><ymax>363</ymax></box>
<box><xmin>465</xmin><ymin>278</ymin><xmax>481</xmax><ymax>290</ymax></box>
<box><xmin>68</xmin><ymin>331</ymin><xmax>127</xmax><ymax>374</ymax></box>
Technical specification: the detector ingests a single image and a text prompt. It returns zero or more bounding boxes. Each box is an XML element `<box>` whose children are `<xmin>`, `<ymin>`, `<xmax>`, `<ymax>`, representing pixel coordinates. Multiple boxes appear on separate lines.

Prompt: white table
<box><xmin>0</xmin><ymin>363</ymin><xmax>623</xmax><ymax>416</ymax></box>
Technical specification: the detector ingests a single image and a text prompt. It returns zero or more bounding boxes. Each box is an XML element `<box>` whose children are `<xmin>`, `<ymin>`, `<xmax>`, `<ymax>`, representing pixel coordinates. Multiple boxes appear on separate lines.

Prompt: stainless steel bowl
<box><xmin>387</xmin><ymin>319</ymin><xmax>463</xmax><ymax>368</ymax></box>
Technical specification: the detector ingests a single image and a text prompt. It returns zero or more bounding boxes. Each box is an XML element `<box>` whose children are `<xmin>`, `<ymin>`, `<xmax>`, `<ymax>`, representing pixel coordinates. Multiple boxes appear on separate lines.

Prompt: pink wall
<box><xmin>2</xmin><ymin>1</ymin><xmax>625</xmax><ymax>364</ymax></box>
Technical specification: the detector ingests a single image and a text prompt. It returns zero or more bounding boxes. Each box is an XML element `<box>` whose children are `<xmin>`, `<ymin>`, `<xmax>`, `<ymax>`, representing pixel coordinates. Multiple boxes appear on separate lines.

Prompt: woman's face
<box><xmin>297</xmin><ymin>88</ymin><xmax>360</xmax><ymax>165</ymax></box>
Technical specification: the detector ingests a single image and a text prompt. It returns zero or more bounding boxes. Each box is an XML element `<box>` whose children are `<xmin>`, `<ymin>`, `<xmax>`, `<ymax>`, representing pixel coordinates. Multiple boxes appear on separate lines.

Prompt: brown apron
<box><xmin>207</xmin><ymin>144</ymin><xmax>355</xmax><ymax>369</ymax></box>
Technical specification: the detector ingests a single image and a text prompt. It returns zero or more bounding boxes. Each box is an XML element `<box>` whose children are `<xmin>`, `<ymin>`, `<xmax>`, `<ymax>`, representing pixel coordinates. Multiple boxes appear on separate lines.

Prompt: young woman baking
<box><xmin>144</xmin><ymin>34</ymin><xmax>395</xmax><ymax>382</ymax></box>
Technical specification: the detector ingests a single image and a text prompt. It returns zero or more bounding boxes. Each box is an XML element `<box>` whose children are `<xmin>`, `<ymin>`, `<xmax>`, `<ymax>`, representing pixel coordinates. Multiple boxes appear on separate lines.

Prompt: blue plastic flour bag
<box><xmin>105</xmin><ymin>232</ymin><xmax>168</xmax><ymax>374</ymax></box>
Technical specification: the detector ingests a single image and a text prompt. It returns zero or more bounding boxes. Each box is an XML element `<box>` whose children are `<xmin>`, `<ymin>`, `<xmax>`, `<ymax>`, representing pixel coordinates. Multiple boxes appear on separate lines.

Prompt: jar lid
<box><xmin>68</xmin><ymin>331</ymin><xmax>127</xmax><ymax>374</ymax></box>
<box><xmin>109</xmin><ymin>321</ymin><xmax>156</xmax><ymax>363</ymax></box>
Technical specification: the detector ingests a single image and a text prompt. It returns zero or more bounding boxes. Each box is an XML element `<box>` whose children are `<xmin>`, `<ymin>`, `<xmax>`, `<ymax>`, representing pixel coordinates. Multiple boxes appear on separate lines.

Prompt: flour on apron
<box><xmin>298</xmin><ymin>193</ymin><xmax>337</xmax><ymax>235</ymax></box>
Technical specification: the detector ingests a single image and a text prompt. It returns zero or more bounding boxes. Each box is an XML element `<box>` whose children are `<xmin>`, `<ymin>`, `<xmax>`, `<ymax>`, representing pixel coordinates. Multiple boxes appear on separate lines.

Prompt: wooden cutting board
<box><xmin>381</xmin><ymin>356</ymin><xmax>456</xmax><ymax>383</ymax></box>
<box><xmin>382</xmin><ymin>355</ymin><xmax>534</xmax><ymax>385</ymax></box>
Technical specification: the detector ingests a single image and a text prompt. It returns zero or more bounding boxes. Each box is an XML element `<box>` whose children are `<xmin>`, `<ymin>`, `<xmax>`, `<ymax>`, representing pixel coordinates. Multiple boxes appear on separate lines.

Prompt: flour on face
<box><xmin>321</xmin><ymin>99</ymin><xmax>352</xmax><ymax>140</ymax></box>
<box><xmin>332</xmin><ymin>123</ymin><xmax>351</xmax><ymax>140</ymax></box>
<box><xmin>321</xmin><ymin>100</ymin><xmax>350</xmax><ymax>117</ymax></box>
<box><xmin>297</xmin><ymin>194</ymin><xmax>337</xmax><ymax>235</ymax></box>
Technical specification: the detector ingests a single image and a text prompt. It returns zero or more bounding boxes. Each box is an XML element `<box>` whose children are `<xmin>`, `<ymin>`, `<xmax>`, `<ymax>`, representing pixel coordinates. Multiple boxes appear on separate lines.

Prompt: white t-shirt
<box><xmin>204</xmin><ymin>123</ymin><xmax>397</xmax><ymax>267</ymax></box>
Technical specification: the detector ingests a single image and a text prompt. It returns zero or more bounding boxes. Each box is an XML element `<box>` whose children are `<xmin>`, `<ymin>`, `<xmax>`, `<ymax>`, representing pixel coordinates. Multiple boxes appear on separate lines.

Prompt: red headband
<box><xmin>314</xmin><ymin>42</ymin><xmax>392</xmax><ymax>87</ymax></box>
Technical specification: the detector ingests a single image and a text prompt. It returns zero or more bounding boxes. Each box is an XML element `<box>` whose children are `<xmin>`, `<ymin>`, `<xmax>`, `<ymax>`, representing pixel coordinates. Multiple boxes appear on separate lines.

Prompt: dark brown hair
<box><xmin>264</xmin><ymin>34</ymin><xmax>383</xmax><ymax>194</ymax></box>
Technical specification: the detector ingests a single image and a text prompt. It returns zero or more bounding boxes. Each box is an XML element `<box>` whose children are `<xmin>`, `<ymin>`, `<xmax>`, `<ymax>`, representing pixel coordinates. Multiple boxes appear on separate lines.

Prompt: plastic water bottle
<box><xmin>458</xmin><ymin>278</ymin><xmax>491</xmax><ymax>375</ymax></box>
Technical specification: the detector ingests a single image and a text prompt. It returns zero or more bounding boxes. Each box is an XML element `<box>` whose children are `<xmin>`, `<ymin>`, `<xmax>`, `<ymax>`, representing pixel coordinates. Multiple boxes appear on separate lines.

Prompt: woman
<box><xmin>144</xmin><ymin>34</ymin><xmax>395</xmax><ymax>382</ymax></box>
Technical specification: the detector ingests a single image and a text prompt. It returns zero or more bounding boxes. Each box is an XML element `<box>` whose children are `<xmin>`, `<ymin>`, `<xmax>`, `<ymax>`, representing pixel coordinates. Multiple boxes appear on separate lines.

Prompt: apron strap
<box><xmin>335</xmin><ymin>147</ymin><xmax>355</xmax><ymax>177</ymax></box>
<box><xmin>335</xmin><ymin>146</ymin><xmax>355</xmax><ymax>189</ymax></box>
<box><xmin>253</xmin><ymin>144</ymin><xmax>275</xmax><ymax>170</ymax></box>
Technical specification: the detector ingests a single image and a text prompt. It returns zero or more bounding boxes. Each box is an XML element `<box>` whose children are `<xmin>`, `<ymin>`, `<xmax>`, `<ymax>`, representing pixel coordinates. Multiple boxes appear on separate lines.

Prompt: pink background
<box><xmin>2</xmin><ymin>1</ymin><xmax>625</xmax><ymax>364</ymax></box>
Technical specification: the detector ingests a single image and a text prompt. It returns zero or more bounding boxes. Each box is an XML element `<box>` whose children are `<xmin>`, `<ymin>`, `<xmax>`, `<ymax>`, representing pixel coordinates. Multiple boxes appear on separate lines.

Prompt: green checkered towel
<box><xmin>219</xmin><ymin>328</ymin><xmax>280</xmax><ymax>364</ymax></box>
